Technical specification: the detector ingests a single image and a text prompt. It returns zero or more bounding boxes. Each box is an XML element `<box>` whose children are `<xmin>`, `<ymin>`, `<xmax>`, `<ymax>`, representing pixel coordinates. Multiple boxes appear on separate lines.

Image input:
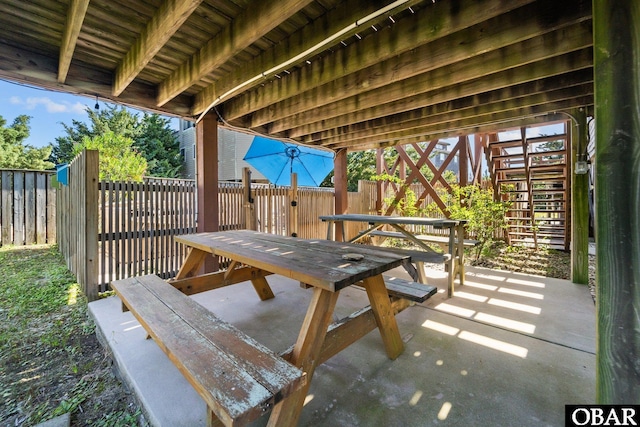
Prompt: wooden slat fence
<box><xmin>217</xmin><ymin>183</ymin><xmax>339</xmax><ymax>238</ymax></box>
<box><xmin>98</xmin><ymin>177</ymin><xmax>196</xmax><ymax>288</ymax></box>
<box><xmin>98</xmin><ymin>180</ymin><xmax>355</xmax><ymax>290</ymax></box>
<box><xmin>1</xmin><ymin>169</ymin><xmax>56</xmax><ymax>246</ymax></box>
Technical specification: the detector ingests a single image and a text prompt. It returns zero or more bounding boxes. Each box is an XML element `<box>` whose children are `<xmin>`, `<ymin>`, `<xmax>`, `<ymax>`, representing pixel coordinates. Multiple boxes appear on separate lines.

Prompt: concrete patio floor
<box><xmin>88</xmin><ymin>265</ymin><xmax>595</xmax><ymax>427</ymax></box>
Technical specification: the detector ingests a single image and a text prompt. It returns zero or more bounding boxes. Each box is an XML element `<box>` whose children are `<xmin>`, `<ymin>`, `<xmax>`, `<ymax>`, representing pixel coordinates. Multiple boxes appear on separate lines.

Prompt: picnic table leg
<box><xmin>267</xmin><ymin>288</ymin><xmax>339</xmax><ymax>427</ymax></box>
<box><xmin>175</xmin><ymin>248</ymin><xmax>208</xmax><ymax>279</ymax></box>
<box><xmin>250</xmin><ymin>276</ymin><xmax>275</xmax><ymax>300</ymax></box>
<box><xmin>456</xmin><ymin>223</ymin><xmax>466</xmax><ymax>287</ymax></box>
<box><xmin>447</xmin><ymin>227</ymin><xmax>456</xmax><ymax>297</ymax></box>
<box><xmin>362</xmin><ymin>274</ymin><xmax>404</xmax><ymax>360</ymax></box>
<box><xmin>415</xmin><ymin>261</ymin><xmax>428</xmax><ymax>284</ymax></box>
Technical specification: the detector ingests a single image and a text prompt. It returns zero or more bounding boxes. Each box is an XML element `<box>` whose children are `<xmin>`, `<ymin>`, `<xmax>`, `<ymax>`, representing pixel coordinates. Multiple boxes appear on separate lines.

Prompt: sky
<box><xmin>0</xmin><ymin>78</ymin><xmax>179</xmax><ymax>149</ymax></box>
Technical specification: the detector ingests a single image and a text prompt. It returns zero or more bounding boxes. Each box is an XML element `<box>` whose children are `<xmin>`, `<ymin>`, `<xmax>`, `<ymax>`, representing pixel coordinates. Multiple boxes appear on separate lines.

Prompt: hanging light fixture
<box><xmin>94</xmin><ymin>95</ymin><xmax>100</xmax><ymax>110</ymax></box>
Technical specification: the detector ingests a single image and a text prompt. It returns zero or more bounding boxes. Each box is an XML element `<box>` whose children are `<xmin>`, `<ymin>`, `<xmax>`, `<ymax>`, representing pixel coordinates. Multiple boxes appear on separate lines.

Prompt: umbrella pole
<box><xmin>242</xmin><ymin>167</ymin><xmax>256</xmax><ymax>230</ymax></box>
<box><xmin>289</xmin><ymin>172</ymin><xmax>298</xmax><ymax>237</ymax></box>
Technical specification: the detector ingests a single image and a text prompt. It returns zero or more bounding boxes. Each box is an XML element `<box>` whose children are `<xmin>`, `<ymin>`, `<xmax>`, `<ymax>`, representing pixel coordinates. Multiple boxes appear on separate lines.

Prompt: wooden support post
<box><xmin>334</xmin><ymin>148</ymin><xmax>348</xmax><ymax>241</ymax></box>
<box><xmin>376</xmin><ymin>148</ymin><xmax>384</xmax><ymax>214</ymax></box>
<box><xmin>472</xmin><ymin>135</ymin><xmax>483</xmax><ymax>184</ymax></box>
<box><xmin>289</xmin><ymin>172</ymin><xmax>298</xmax><ymax>237</ymax></box>
<box><xmin>458</xmin><ymin>135</ymin><xmax>469</xmax><ymax>187</ymax></box>
<box><xmin>196</xmin><ymin>113</ymin><xmax>219</xmax><ymax>273</ymax></box>
<box><xmin>593</xmin><ymin>0</ymin><xmax>640</xmax><ymax>404</ymax></box>
<box><xmin>570</xmin><ymin>108</ymin><xmax>589</xmax><ymax>284</ymax></box>
<box><xmin>242</xmin><ymin>167</ymin><xmax>256</xmax><ymax>230</ymax></box>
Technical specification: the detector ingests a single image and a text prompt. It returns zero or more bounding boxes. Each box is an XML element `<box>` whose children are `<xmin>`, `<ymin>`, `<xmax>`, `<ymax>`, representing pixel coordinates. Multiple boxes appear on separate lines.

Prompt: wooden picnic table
<box><xmin>166</xmin><ymin>229</ymin><xmax>429</xmax><ymax>426</ymax></box>
<box><xmin>320</xmin><ymin>214</ymin><xmax>468</xmax><ymax>297</ymax></box>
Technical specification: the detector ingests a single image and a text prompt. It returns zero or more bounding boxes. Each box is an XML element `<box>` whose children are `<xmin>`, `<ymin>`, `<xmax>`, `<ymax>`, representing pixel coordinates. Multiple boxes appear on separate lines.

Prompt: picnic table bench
<box><xmin>369</xmin><ymin>230</ymin><xmax>479</xmax><ymax>251</ymax></box>
<box><xmin>112</xmin><ymin>274</ymin><xmax>306</xmax><ymax>427</ymax></box>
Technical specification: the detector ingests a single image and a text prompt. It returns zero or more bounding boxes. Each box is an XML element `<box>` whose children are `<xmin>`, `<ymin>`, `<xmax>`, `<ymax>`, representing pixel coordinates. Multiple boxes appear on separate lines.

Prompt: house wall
<box><xmin>177</xmin><ymin>120</ymin><xmax>267</xmax><ymax>181</ymax></box>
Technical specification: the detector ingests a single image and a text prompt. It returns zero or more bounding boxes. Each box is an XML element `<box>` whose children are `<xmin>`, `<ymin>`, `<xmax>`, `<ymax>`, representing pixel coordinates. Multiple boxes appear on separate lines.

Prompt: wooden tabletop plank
<box><xmin>319</xmin><ymin>214</ymin><xmax>462</xmax><ymax>227</ymax></box>
<box><xmin>175</xmin><ymin>231</ymin><xmax>409</xmax><ymax>291</ymax></box>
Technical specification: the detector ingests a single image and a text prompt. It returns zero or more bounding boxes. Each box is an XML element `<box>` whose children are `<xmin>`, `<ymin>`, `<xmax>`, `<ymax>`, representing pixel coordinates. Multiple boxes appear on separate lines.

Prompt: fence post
<box><xmin>56</xmin><ymin>150</ymin><xmax>99</xmax><ymax>301</ymax></box>
<box><xmin>289</xmin><ymin>173</ymin><xmax>298</xmax><ymax>237</ymax></box>
<box><xmin>242</xmin><ymin>167</ymin><xmax>256</xmax><ymax>230</ymax></box>
<box><xmin>78</xmin><ymin>150</ymin><xmax>100</xmax><ymax>301</ymax></box>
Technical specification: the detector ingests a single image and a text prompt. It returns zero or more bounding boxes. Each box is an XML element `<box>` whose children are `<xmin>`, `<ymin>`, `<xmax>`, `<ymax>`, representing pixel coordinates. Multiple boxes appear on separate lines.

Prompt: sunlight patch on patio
<box><xmin>421</xmin><ymin>319</ymin><xmax>529</xmax><ymax>358</ymax></box>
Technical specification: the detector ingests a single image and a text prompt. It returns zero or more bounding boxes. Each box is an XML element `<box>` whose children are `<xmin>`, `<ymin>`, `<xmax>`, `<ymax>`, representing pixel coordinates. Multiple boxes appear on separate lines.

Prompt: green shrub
<box><xmin>435</xmin><ymin>184</ymin><xmax>512</xmax><ymax>260</ymax></box>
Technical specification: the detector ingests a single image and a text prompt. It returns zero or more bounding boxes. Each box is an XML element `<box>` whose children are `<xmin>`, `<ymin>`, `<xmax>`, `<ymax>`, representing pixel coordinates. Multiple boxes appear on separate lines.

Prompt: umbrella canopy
<box><xmin>243</xmin><ymin>136</ymin><xmax>334</xmax><ymax>186</ymax></box>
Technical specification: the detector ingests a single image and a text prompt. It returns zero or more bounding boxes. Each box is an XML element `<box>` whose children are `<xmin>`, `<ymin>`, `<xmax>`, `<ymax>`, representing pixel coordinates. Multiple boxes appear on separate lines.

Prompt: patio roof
<box><xmin>0</xmin><ymin>0</ymin><xmax>592</xmax><ymax>151</ymax></box>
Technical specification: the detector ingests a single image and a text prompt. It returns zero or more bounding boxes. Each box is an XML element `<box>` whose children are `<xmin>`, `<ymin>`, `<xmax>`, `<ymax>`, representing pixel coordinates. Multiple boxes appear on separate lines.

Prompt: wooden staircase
<box><xmin>486</xmin><ymin>125</ymin><xmax>569</xmax><ymax>250</ymax></box>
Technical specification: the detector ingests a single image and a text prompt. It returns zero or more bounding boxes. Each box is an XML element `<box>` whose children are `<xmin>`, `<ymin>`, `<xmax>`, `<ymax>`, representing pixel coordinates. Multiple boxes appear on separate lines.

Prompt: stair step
<box><xmin>529</xmin><ymin>165</ymin><xmax>566</xmax><ymax>173</ymax></box>
<box><xmin>497</xmin><ymin>179</ymin><xmax>526</xmax><ymax>185</ymax></box>
<box><xmin>530</xmin><ymin>176</ymin><xmax>565</xmax><ymax>181</ymax></box>
<box><xmin>488</xmin><ymin>139</ymin><xmax>522</xmax><ymax>149</ymax></box>
<box><xmin>528</xmin><ymin>149</ymin><xmax>567</xmax><ymax>158</ymax></box>
<box><xmin>508</xmin><ymin>225</ymin><xmax>566</xmax><ymax>231</ymax></box>
<box><xmin>531</xmin><ymin>188</ymin><xmax>566</xmax><ymax>194</ymax></box>
<box><xmin>492</xmin><ymin>153</ymin><xmax>524</xmax><ymax>161</ymax></box>
<box><xmin>496</xmin><ymin>167</ymin><xmax>526</xmax><ymax>174</ymax></box>
<box><xmin>507</xmin><ymin>218</ymin><xmax>566</xmax><ymax>224</ymax></box>
<box><xmin>509</xmin><ymin>231</ymin><xmax>566</xmax><ymax>238</ymax></box>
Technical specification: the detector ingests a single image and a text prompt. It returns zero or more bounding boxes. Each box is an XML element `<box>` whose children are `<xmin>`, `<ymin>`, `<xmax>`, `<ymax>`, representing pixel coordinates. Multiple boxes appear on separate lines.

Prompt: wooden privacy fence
<box><xmin>56</xmin><ymin>150</ymin><xmax>99</xmax><ymax>301</ymax></box>
<box><xmin>1</xmin><ymin>169</ymin><xmax>56</xmax><ymax>246</ymax></box>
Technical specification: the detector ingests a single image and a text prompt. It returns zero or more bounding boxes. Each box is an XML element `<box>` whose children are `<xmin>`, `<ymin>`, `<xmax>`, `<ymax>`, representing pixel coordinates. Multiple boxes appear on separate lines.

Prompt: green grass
<box><xmin>0</xmin><ymin>245</ymin><xmax>144</xmax><ymax>426</ymax></box>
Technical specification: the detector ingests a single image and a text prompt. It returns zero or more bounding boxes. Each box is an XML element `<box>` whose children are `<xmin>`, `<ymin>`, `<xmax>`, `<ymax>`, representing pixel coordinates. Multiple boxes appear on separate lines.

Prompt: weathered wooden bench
<box><xmin>369</xmin><ymin>230</ymin><xmax>477</xmax><ymax>296</ymax></box>
<box><xmin>369</xmin><ymin>230</ymin><xmax>479</xmax><ymax>250</ymax></box>
<box><xmin>111</xmin><ymin>274</ymin><xmax>306</xmax><ymax>427</ymax></box>
<box><xmin>382</xmin><ymin>275</ymin><xmax>438</xmax><ymax>302</ymax></box>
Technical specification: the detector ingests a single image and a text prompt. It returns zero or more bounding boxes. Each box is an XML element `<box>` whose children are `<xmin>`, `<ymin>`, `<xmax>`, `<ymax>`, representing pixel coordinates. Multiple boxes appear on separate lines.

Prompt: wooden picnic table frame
<box><xmin>320</xmin><ymin>214</ymin><xmax>467</xmax><ymax>297</ymax></box>
<box><xmin>173</xmin><ymin>230</ymin><xmax>414</xmax><ymax>426</ymax></box>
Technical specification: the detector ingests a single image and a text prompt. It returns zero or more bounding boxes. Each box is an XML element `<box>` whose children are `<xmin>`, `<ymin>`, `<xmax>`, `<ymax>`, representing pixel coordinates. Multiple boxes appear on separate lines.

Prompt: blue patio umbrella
<box><xmin>243</xmin><ymin>136</ymin><xmax>334</xmax><ymax>186</ymax></box>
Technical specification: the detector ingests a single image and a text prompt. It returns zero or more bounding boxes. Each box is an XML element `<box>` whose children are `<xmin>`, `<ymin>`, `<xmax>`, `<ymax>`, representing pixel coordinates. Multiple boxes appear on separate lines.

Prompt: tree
<box><xmin>74</xmin><ymin>132</ymin><xmax>147</xmax><ymax>181</ymax></box>
<box><xmin>51</xmin><ymin>105</ymin><xmax>181</xmax><ymax>177</ymax></box>
<box><xmin>0</xmin><ymin>115</ymin><xmax>54</xmax><ymax>170</ymax></box>
<box><xmin>136</xmin><ymin>113</ymin><xmax>183</xmax><ymax>177</ymax></box>
<box><xmin>321</xmin><ymin>150</ymin><xmax>378</xmax><ymax>191</ymax></box>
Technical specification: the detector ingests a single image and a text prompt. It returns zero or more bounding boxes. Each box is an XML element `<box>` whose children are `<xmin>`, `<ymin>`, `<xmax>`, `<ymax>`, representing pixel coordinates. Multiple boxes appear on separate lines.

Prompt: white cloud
<box><xmin>10</xmin><ymin>96</ymin><xmax>87</xmax><ymax>114</ymax></box>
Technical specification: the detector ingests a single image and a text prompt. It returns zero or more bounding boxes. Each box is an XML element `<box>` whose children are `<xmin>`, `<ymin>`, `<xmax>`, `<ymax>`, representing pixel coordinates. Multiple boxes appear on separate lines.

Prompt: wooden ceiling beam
<box><xmin>190</xmin><ymin>0</ymin><xmax>422</xmax><ymax>116</ymax></box>
<box><xmin>323</xmin><ymin>100</ymin><xmax>590</xmax><ymax>150</ymax></box>
<box><xmin>312</xmin><ymin>89</ymin><xmax>593</xmax><ymax>147</ymax></box>
<box><xmin>255</xmin><ymin>7</ymin><xmax>591</xmax><ymax>129</ymax></box>
<box><xmin>221</xmin><ymin>0</ymin><xmax>539</xmax><ymax>122</ymax></box>
<box><xmin>58</xmin><ymin>0</ymin><xmax>90</xmax><ymax>83</ymax></box>
<box><xmin>156</xmin><ymin>0</ymin><xmax>313</xmax><ymax>107</ymax></box>
<box><xmin>113</xmin><ymin>0</ymin><xmax>204</xmax><ymax>96</ymax></box>
<box><xmin>301</xmin><ymin>76</ymin><xmax>593</xmax><ymax>144</ymax></box>
<box><xmin>275</xmin><ymin>40</ymin><xmax>593</xmax><ymax>137</ymax></box>
<box><xmin>327</xmin><ymin>114</ymin><xmax>569</xmax><ymax>152</ymax></box>
<box><xmin>265</xmin><ymin>21</ymin><xmax>592</xmax><ymax>132</ymax></box>
<box><xmin>0</xmin><ymin>43</ymin><xmax>192</xmax><ymax>117</ymax></box>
